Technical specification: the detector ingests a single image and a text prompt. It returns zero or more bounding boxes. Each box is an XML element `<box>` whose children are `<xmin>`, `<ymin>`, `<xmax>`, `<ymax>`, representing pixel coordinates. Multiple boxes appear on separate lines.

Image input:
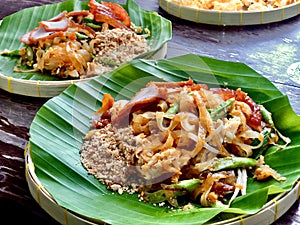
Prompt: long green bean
<box><xmin>75</xmin><ymin>32</ymin><xmax>89</xmax><ymax>39</ymax></box>
<box><xmin>0</xmin><ymin>49</ymin><xmax>20</xmax><ymax>57</ymax></box>
<box><xmin>144</xmin><ymin>179</ymin><xmax>202</xmax><ymax>205</ymax></box>
<box><xmin>209</xmin><ymin>98</ymin><xmax>235</xmax><ymax>121</ymax></box>
<box><xmin>259</xmin><ymin>105</ymin><xmax>291</xmax><ymax>147</ymax></box>
<box><xmin>212</xmin><ymin>156</ymin><xmax>257</xmax><ymax>171</ymax></box>
<box><xmin>259</xmin><ymin>105</ymin><xmax>274</xmax><ymax>126</ymax></box>
<box><xmin>252</xmin><ymin>129</ymin><xmax>271</xmax><ymax>159</ymax></box>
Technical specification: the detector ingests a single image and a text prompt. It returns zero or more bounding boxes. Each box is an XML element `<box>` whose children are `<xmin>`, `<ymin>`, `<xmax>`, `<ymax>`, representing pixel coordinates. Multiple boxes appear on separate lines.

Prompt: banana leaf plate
<box><xmin>27</xmin><ymin>54</ymin><xmax>300</xmax><ymax>225</ymax></box>
<box><xmin>0</xmin><ymin>0</ymin><xmax>171</xmax><ymax>97</ymax></box>
<box><xmin>159</xmin><ymin>0</ymin><xmax>300</xmax><ymax>25</ymax></box>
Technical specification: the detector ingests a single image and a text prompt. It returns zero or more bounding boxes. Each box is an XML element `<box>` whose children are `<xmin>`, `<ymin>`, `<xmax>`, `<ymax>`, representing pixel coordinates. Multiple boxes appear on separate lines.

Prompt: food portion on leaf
<box><xmin>2</xmin><ymin>0</ymin><xmax>150</xmax><ymax>79</ymax></box>
<box><xmin>80</xmin><ymin>79</ymin><xmax>290</xmax><ymax>208</ymax></box>
<box><xmin>168</xmin><ymin>0</ymin><xmax>299</xmax><ymax>11</ymax></box>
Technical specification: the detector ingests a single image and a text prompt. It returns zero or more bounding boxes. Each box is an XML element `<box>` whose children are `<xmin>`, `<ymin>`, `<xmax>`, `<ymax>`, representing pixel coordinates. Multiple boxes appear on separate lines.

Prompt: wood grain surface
<box><xmin>0</xmin><ymin>0</ymin><xmax>299</xmax><ymax>224</ymax></box>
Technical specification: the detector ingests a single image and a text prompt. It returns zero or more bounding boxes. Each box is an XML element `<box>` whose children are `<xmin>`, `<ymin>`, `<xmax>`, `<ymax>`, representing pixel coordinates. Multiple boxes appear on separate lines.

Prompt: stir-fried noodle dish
<box><xmin>2</xmin><ymin>0</ymin><xmax>150</xmax><ymax>79</ymax></box>
<box><xmin>80</xmin><ymin>79</ymin><xmax>290</xmax><ymax>208</ymax></box>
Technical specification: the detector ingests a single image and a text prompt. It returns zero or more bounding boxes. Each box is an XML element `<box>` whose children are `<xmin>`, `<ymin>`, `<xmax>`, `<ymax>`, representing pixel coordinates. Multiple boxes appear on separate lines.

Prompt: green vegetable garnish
<box><xmin>166</xmin><ymin>102</ymin><xmax>179</xmax><ymax>115</ymax></box>
<box><xmin>209</xmin><ymin>98</ymin><xmax>235</xmax><ymax>121</ymax></box>
<box><xmin>144</xmin><ymin>179</ymin><xmax>202</xmax><ymax>207</ymax></box>
<box><xmin>0</xmin><ymin>49</ymin><xmax>20</xmax><ymax>57</ymax></box>
<box><xmin>212</xmin><ymin>156</ymin><xmax>257</xmax><ymax>171</ymax></box>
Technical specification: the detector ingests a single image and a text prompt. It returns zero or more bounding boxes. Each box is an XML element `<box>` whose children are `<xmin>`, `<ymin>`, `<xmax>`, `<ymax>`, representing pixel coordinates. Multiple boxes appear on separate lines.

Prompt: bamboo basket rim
<box><xmin>159</xmin><ymin>0</ymin><xmax>300</xmax><ymax>25</ymax></box>
<box><xmin>0</xmin><ymin>72</ymin><xmax>91</xmax><ymax>98</ymax></box>
<box><xmin>24</xmin><ymin>145</ymin><xmax>300</xmax><ymax>225</ymax></box>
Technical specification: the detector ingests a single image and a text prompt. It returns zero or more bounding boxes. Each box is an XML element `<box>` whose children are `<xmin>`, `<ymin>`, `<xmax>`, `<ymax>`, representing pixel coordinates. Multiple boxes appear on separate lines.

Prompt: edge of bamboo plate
<box><xmin>25</xmin><ymin>146</ymin><xmax>100</xmax><ymax>225</ymax></box>
<box><xmin>159</xmin><ymin>0</ymin><xmax>300</xmax><ymax>26</ymax></box>
<box><xmin>24</xmin><ymin>145</ymin><xmax>299</xmax><ymax>225</ymax></box>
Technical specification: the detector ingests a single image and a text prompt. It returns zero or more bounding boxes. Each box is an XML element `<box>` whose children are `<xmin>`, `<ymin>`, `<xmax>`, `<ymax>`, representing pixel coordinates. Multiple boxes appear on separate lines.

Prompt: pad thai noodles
<box><xmin>3</xmin><ymin>0</ymin><xmax>150</xmax><ymax>79</ymax></box>
<box><xmin>80</xmin><ymin>79</ymin><xmax>290</xmax><ymax>208</ymax></box>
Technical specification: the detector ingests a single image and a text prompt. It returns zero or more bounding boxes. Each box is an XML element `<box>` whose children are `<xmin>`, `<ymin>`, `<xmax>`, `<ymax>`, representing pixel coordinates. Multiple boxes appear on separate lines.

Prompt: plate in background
<box><xmin>159</xmin><ymin>0</ymin><xmax>300</xmax><ymax>25</ymax></box>
<box><xmin>0</xmin><ymin>0</ymin><xmax>171</xmax><ymax>97</ymax></box>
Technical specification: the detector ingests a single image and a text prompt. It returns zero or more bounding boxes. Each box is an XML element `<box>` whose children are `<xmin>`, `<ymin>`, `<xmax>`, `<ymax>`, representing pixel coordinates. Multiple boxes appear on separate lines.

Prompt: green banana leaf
<box><xmin>29</xmin><ymin>54</ymin><xmax>300</xmax><ymax>224</ymax></box>
<box><xmin>0</xmin><ymin>0</ymin><xmax>172</xmax><ymax>81</ymax></box>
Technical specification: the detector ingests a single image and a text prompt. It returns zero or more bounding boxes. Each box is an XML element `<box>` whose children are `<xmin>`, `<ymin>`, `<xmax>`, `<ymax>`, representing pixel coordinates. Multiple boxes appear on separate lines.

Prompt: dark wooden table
<box><xmin>0</xmin><ymin>0</ymin><xmax>299</xmax><ymax>224</ymax></box>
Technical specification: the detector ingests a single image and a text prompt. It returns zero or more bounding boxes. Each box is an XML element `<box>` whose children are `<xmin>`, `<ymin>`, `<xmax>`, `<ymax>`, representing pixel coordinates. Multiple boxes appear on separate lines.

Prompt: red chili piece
<box><xmin>212</xmin><ymin>88</ymin><xmax>262</xmax><ymax>129</ymax></box>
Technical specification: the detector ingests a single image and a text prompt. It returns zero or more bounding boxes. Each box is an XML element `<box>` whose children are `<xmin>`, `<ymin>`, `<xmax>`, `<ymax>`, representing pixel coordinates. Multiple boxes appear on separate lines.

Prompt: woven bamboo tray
<box><xmin>0</xmin><ymin>43</ymin><xmax>168</xmax><ymax>98</ymax></box>
<box><xmin>159</xmin><ymin>0</ymin><xmax>300</xmax><ymax>25</ymax></box>
<box><xmin>25</xmin><ymin>146</ymin><xmax>300</xmax><ymax>225</ymax></box>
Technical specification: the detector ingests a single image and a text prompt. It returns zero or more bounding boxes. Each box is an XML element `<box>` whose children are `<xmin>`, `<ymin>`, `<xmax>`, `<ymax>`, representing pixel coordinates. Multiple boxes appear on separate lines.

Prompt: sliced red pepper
<box><xmin>212</xmin><ymin>88</ymin><xmax>262</xmax><ymax>130</ymax></box>
<box><xmin>101</xmin><ymin>1</ymin><xmax>131</xmax><ymax>27</ymax></box>
<box><xmin>88</xmin><ymin>0</ymin><xmax>131</xmax><ymax>30</ymax></box>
